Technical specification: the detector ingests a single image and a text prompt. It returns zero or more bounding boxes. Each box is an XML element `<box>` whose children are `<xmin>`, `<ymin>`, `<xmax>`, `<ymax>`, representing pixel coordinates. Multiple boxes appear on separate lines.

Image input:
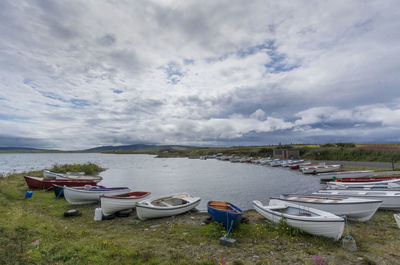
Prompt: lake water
<box><xmin>0</xmin><ymin>153</ymin><xmax>322</xmax><ymax>210</ymax></box>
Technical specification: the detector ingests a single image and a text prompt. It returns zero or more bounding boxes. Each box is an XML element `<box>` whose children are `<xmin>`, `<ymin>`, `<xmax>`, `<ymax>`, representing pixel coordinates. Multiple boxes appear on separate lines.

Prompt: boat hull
<box><xmin>136</xmin><ymin>194</ymin><xmax>201</xmax><ymax>220</ymax></box>
<box><xmin>253</xmin><ymin>200</ymin><xmax>344</xmax><ymax>240</ymax></box>
<box><xmin>24</xmin><ymin>176</ymin><xmax>96</xmax><ymax>190</ymax></box>
<box><xmin>100</xmin><ymin>192</ymin><xmax>151</xmax><ymax>216</ymax></box>
<box><xmin>63</xmin><ymin>186</ymin><xmax>131</xmax><ymax>205</ymax></box>
<box><xmin>207</xmin><ymin>201</ymin><xmax>243</xmax><ymax>229</ymax></box>
<box><xmin>271</xmin><ymin>197</ymin><xmax>381</xmax><ymax>222</ymax></box>
<box><xmin>313</xmin><ymin>190</ymin><xmax>400</xmax><ymax>210</ymax></box>
<box><xmin>395</xmin><ymin>214</ymin><xmax>400</xmax><ymax>228</ymax></box>
<box><xmin>302</xmin><ymin>165</ymin><xmax>341</xmax><ymax>174</ymax></box>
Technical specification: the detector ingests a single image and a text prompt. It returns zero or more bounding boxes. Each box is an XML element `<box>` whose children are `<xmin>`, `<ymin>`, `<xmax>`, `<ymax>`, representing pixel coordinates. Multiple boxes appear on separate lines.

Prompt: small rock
<box><xmin>150</xmin><ymin>225</ymin><xmax>160</xmax><ymax>228</ymax></box>
<box><xmin>31</xmin><ymin>239</ymin><xmax>40</xmax><ymax>246</ymax></box>
<box><xmin>357</xmin><ymin>257</ymin><xmax>363</xmax><ymax>260</ymax></box>
<box><xmin>144</xmin><ymin>228</ymin><xmax>149</xmax><ymax>231</ymax></box>
<box><xmin>253</xmin><ymin>255</ymin><xmax>259</xmax><ymax>258</ymax></box>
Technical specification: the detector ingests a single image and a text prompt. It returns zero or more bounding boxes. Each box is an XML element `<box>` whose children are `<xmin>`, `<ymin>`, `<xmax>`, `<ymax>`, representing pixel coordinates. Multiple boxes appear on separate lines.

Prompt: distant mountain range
<box><xmin>82</xmin><ymin>144</ymin><xmax>195</xmax><ymax>153</ymax></box>
<box><xmin>0</xmin><ymin>144</ymin><xmax>195</xmax><ymax>153</ymax></box>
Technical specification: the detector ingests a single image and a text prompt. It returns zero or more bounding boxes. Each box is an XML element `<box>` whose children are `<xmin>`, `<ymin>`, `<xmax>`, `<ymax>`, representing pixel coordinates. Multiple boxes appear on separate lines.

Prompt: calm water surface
<box><xmin>0</xmin><ymin>153</ymin><xmax>322</xmax><ymax>210</ymax></box>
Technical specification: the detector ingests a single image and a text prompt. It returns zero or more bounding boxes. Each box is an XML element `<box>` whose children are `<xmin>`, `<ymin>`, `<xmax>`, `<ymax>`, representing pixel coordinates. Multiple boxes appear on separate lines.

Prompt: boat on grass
<box><xmin>43</xmin><ymin>170</ymin><xmax>103</xmax><ymax>183</ymax></box>
<box><xmin>253</xmin><ymin>200</ymin><xmax>344</xmax><ymax>240</ymax></box>
<box><xmin>333</xmin><ymin>176</ymin><xmax>400</xmax><ymax>183</ymax></box>
<box><xmin>316</xmin><ymin>170</ymin><xmax>375</xmax><ymax>181</ymax></box>
<box><xmin>272</xmin><ymin>195</ymin><xmax>381</xmax><ymax>222</ymax></box>
<box><xmin>313</xmin><ymin>190</ymin><xmax>400</xmax><ymax>210</ymax></box>
<box><xmin>136</xmin><ymin>193</ymin><xmax>201</xmax><ymax>220</ymax></box>
<box><xmin>301</xmin><ymin>164</ymin><xmax>341</xmax><ymax>174</ymax></box>
<box><xmin>100</xmin><ymin>191</ymin><xmax>151</xmax><ymax>216</ymax></box>
<box><xmin>207</xmin><ymin>201</ymin><xmax>243</xmax><ymax>229</ymax></box>
<box><xmin>394</xmin><ymin>214</ymin><xmax>400</xmax><ymax>229</ymax></box>
<box><xmin>63</xmin><ymin>186</ymin><xmax>131</xmax><ymax>205</ymax></box>
<box><xmin>24</xmin><ymin>175</ymin><xmax>96</xmax><ymax>190</ymax></box>
<box><xmin>52</xmin><ymin>184</ymin><xmax>105</xmax><ymax>198</ymax></box>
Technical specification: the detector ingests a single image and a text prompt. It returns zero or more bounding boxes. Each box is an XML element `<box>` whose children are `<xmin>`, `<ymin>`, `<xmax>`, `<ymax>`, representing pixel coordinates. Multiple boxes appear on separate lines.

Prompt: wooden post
<box><xmin>392</xmin><ymin>159</ymin><xmax>395</xmax><ymax>171</ymax></box>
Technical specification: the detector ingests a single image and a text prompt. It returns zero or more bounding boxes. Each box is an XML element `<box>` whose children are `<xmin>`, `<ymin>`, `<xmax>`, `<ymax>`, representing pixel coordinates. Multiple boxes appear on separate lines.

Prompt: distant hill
<box><xmin>0</xmin><ymin>147</ymin><xmax>59</xmax><ymax>153</ymax></box>
<box><xmin>82</xmin><ymin>144</ymin><xmax>195</xmax><ymax>153</ymax></box>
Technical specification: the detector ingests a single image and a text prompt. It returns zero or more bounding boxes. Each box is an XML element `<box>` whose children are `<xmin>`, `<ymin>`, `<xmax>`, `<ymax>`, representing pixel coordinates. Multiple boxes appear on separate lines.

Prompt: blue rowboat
<box><xmin>207</xmin><ymin>201</ymin><xmax>243</xmax><ymax>229</ymax></box>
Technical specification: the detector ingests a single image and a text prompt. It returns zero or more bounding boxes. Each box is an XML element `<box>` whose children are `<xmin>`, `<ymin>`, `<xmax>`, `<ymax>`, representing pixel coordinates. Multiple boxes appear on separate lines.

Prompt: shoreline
<box><xmin>1</xmin><ymin>171</ymin><xmax>399</xmax><ymax>264</ymax></box>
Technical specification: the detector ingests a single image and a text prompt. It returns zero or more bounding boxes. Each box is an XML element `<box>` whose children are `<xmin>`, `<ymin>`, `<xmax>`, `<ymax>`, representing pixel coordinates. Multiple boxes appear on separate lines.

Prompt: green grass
<box><xmin>1</xmin><ymin>172</ymin><xmax>400</xmax><ymax>264</ymax></box>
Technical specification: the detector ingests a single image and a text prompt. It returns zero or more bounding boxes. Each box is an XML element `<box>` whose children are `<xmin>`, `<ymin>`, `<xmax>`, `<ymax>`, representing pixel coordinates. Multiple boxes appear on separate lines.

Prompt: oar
<box><xmin>49</xmin><ymin>188</ymin><xmax>63</xmax><ymax>208</ymax></box>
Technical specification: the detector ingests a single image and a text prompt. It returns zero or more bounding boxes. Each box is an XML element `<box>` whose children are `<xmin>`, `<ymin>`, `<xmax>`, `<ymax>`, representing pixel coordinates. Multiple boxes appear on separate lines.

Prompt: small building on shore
<box><xmin>273</xmin><ymin>149</ymin><xmax>300</xmax><ymax>159</ymax></box>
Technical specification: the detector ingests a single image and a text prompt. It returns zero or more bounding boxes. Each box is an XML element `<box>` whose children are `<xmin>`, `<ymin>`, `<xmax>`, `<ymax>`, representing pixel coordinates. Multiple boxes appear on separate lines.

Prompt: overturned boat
<box><xmin>100</xmin><ymin>191</ymin><xmax>151</xmax><ymax>216</ymax></box>
<box><xmin>63</xmin><ymin>186</ymin><xmax>131</xmax><ymax>205</ymax></box>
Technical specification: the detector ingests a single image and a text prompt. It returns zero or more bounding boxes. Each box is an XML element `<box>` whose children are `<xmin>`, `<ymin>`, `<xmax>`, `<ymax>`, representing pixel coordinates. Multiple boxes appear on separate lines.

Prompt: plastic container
<box><xmin>25</xmin><ymin>191</ymin><xmax>33</xmax><ymax>198</ymax></box>
<box><xmin>94</xmin><ymin>208</ymin><xmax>102</xmax><ymax>221</ymax></box>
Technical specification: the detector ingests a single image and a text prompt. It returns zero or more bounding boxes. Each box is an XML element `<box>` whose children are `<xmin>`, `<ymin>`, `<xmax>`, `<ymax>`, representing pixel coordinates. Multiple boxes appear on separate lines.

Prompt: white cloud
<box><xmin>0</xmin><ymin>0</ymin><xmax>400</xmax><ymax>149</ymax></box>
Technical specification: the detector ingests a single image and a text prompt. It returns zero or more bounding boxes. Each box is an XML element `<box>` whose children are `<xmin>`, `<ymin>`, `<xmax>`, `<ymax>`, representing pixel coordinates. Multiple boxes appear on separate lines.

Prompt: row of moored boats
<box><xmin>24</xmin><ymin>169</ymin><xmax>400</xmax><ymax>241</ymax></box>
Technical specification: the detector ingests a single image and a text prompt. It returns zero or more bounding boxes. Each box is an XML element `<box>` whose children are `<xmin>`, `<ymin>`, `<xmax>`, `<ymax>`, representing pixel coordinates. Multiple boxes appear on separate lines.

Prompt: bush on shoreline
<box><xmin>49</xmin><ymin>163</ymin><xmax>103</xmax><ymax>175</ymax></box>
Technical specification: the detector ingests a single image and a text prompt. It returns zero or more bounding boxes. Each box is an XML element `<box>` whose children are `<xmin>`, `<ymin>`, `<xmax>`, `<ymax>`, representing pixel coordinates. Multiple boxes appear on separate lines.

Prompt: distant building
<box><xmin>273</xmin><ymin>149</ymin><xmax>300</xmax><ymax>159</ymax></box>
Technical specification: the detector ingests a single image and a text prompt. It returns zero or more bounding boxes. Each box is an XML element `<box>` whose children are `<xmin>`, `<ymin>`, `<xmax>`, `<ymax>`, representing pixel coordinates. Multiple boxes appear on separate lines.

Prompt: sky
<box><xmin>1</xmin><ymin>0</ymin><xmax>400</xmax><ymax>150</ymax></box>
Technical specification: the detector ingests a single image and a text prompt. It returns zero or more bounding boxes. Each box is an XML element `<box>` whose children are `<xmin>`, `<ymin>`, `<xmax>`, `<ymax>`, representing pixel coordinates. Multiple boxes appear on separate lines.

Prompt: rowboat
<box><xmin>313</xmin><ymin>190</ymin><xmax>400</xmax><ymax>210</ymax></box>
<box><xmin>328</xmin><ymin>178</ymin><xmax>400</xmax><ymax>188</ymax></box>
<box><xmin>52</xmin><ymin>184</ymin><xmax>105</xmax><ymax>198</ymax></box>
<box><xmin>24</xmin><ymin>175</ymin><xmax>96</xmax><ymax>190</ymax></box>
<box><xmin>136</xmin><ymin>193</ymin><xmax>201</xmax><ymax>220</ymax></box>
<box><xmin>301</xmin><ymin>165</ymin><xmax>341</xmax><ymax>174</ymax></box>
<box><xmin>63</xmin><ymin>186</ymin><xmax>131</xmax><ymax>205</ymax></box>
<box><xmin>253</xmin><ymin>200</ymin><xmax>344</xmax><ymax>240</ymax></box>
<box><xmin>207</xmin><ymin>201</ymin><xmax>243</xmax><ymax>229</ymax></box>
<box><xmin>272</xmin><ymin>195</ymin><xmax>382</xmax><ymax>222</ymax></box>
<box><xmin>43</xmin><ymin>170</ymin><xmax>61</xmax><ymax>179</ymax></box>
<box><xmin>43</xmin><ymin>170</ymin><xmax>103</xmax><ymax>183</ymax></box>
<box><xmin>333</xmin><ymin>176</ymin><xmax>400</xmax><ymax>183</ymax></box>
<box><xmin>316</xmin><ymin>170</ymin><xmax>375</xmax><ymax>181</ymax></box>
<box><xmin>394</xmin><ymin>214</ymin><xmax>400</xmax><ymax>228</ymax></box>
<box><xmin>56</xmin><ymin>173</ymin><xmax>103</xmax><ymax>183</ymax></box>
<box><xmin>100</xmin><ymin>191</ymin><xmax>151</xmax><ymax>216</ymax></box>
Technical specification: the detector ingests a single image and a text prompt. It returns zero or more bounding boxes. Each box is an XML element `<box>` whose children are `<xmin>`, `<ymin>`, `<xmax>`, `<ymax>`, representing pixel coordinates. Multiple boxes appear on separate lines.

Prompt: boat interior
<box><xmin>273</xmin><ymin>206</ymin><xmax>318</xmax><ymax>217</ymax></box>
<box><xmin>152</xmin><ymin>197</ymin><xmax>188</xmax><ymax>207</ymax></box>
<box><xmin>288</xmin><ymin>196</ymin><xmax>342</xmax><ymax>203</ymax></box>
<box><xmin>209</xmin><ymin>201</ymin><xmax>240</xmax><ymax>213</ymax></box>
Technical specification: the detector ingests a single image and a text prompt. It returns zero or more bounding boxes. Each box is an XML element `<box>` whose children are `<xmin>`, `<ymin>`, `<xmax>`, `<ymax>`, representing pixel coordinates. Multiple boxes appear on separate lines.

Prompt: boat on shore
<box><xmin>24</xmin><ymin>175</ymin><xmax>97</xmax><ymax>190</ymax></box>
<box><xmin>313</xmin><ymin>190</ymin><xmax>400</xmax><ymax>210</ymax></box>
<box><xmin>43</xmin><ymin>170</ymin><xmax>103</xmax><ymax>183</ymax></box>
<box><xmin>395</xmin><ymin>214</ymin><xmax>400</xmax><ymax>228</ymax></box>
<box><xmin>271</xmin><ymin>195</ymin><xmax>381</xmax><ymax>222</ymax></box>
<box><xmin>316</xmin><ymin>170</ymin><xmax>375</xmax><ymax>181</ymax></box>
<box><xmin>301</xmin><ymin>164</ymin><xmax>341</xmax><ymax>174</ymax></box>
<box><xmin>253</xmin><ymin>200</ymin><xmax>345</xmax><ymax>240</ymax></box>
<box><xmin>136</xmin><ymin>193</ymin><xmax>201</xmax><ymax>220</ymax></box>
<box><xmin>63</xmin><ymin>186</ymin><xmax>131</xmax><ymax>205</ymax></box>
<box><xmin>207</xmin><ymin>201</ymin><xmax>243</xmax><ymax>229</ymax></box>
<box><xmin>333</xmin><ymin>176</ymin><xmax>400</xmax><ymax>183</ymax></box>
<box><xmin>100</xmin><ymin>191</ymin><xmax>151</xmax><ymax>216</ymax></box>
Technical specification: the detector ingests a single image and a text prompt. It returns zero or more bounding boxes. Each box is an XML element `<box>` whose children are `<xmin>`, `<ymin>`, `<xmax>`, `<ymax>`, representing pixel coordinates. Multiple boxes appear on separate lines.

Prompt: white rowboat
<box><xmin>63</xmin><ymin>186</ymin><xmax>131</xmax><ymax>205</ymax></box>
<box><xmin>272</xmin><ymin>195</ymin><xmax>381</xmax><ymax>222</ymax></box>
<box><xmin>394</xmin><ymin>214</ymin><xmax>400</xmax><ymax>229</ymax></box>
<box><xmin>100</xmin><ymin>191</ymin><xmax>151</xmax><ymax>216</ymax></box>
<box><xmin>136</xmin><ymin>193</ymin><xmax>201</xmax><ymax>220</ymax></box>
<box><xmin>302</xmin><ymin>165</ymin><xmax>341</xmax><ymax>174</ymax></box>
<box><xmin>253</xmin><ymin>200</ymin><xmax>344</xmax><ymax>240</ymax></box>
<box><xmin>313</xmin><ymin>190</ymin><xmax>400</xmax><ymax>210</ymax></box>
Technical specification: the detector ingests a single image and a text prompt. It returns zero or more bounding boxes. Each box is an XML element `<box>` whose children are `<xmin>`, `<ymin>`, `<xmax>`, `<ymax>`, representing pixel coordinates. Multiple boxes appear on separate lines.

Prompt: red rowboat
<box><xmin>335</xmin><ymin>176</ymin><xmax>400</xmax><ymax>183</ymax></box>
<box><xmin>24</xmin><ymin>175</ymin><xmax>97</xmax><ymax>189</ymax></box>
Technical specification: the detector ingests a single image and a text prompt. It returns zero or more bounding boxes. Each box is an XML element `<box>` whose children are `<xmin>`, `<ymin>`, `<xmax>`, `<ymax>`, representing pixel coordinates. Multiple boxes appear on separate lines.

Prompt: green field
<box><xmin>1</xmin><ymin>170</ymin><xmax>399</xmax><ymax>264</ymax></box>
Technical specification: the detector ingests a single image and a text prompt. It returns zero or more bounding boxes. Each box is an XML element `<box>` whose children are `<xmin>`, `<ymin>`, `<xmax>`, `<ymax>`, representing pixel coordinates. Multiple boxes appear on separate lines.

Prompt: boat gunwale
<box><xmin>101</xmin><ymin>191</ymin><xmax>151</xmax><ymax>199</ymax></box>
<box><xmin>136</xmin><ymin>198</ymin><xmax>201</xmax><ymax>210</ymax></box>
<box><xmin>274</xmin><ymin>196</ymin><xmax>383</xmax><ymax>205</ymax></box>
<box><xmin>253</xmin><ymin>202</ymin><xmax>344</xmax><ymax>223</ymax></box>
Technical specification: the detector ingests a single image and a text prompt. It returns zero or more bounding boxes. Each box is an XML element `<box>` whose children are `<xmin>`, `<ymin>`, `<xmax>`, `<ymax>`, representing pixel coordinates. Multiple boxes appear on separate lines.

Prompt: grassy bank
<box><xmin>1</xmin><ymin>172</ymin><xmax>400</xmax><ymax>264</ymax></box>
<box><xmin>150</xmin><ymin>144</ymin><xmax>400</xmax><ymax>163</ymax></box>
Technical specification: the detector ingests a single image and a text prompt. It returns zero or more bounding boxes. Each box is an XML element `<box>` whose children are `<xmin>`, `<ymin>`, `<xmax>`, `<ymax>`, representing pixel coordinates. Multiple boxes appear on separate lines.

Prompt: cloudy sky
<box><xmin>1</xmin><ymin>0</ymin><xmax>400</xmax><ymax>150</ymax></box>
